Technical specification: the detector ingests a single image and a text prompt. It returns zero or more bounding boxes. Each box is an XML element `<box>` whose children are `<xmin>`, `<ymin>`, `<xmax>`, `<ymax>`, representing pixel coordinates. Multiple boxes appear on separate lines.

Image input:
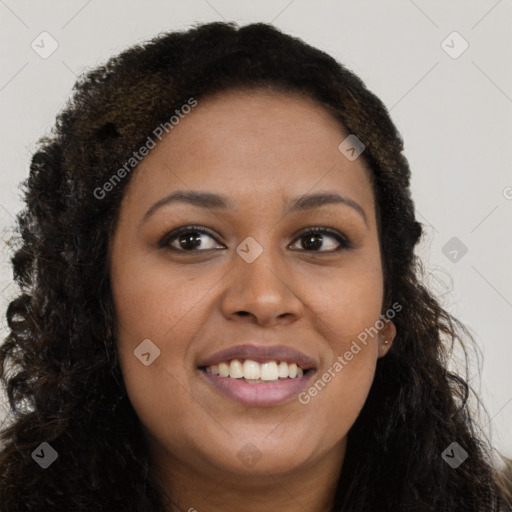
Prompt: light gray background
<box><xmin>1</xmin><ymin>0</ymin><xmax>511</xmax><ymax>461</ymax></box>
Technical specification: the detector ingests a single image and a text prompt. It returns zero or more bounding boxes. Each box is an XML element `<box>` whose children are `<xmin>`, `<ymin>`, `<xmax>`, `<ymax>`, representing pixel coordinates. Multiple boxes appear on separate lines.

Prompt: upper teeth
<box><xmin>205</xmin><ymin>359</ymin><xmax>305</xmax><ymax>380</ymax></box>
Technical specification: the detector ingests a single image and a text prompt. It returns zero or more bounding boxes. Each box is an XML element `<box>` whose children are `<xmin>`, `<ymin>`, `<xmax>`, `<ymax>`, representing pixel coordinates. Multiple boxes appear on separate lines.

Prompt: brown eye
<box><xmin>158</xmin><ymin>225</ymin><xmax>351</xmax><ymax>254</ymax></box>
<box><xmin>159</xmin><ymin>226</ymin><xmax>224</xmax><ymax>252</ymax></box>
<box><xmin>290</xmin><ymin>227</ymin><xmax>351</xmax><ymax>252</ymax></box>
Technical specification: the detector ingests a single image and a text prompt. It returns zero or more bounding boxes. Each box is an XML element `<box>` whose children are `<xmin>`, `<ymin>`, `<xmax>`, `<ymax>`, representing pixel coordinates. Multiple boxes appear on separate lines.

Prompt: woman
<box><xmin>1</xmin><ymin>21</ymin><xmax>510</xmax><ymax>511</ymax></box>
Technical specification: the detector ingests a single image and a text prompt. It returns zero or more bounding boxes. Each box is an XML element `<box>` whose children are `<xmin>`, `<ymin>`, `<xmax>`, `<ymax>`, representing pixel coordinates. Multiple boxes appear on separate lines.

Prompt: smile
<box><xmin>205</xmin><ymin>358</ymin><xmax>307</xmax><ymax>381</ymax></box>
<box><xmin>197</xmin><ymin>343</ymin><xmax>317</xmax><ymax>406</ymax></box>
<box><xmin>199</xmin><ymin>360</ymin><xmax>316</xmax><ymax>406</ymax></box>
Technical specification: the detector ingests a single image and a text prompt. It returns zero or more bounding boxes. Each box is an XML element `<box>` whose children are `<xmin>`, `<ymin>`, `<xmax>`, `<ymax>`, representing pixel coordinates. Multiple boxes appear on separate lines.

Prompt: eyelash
<box><xmin>158</xmin><ymin>225</ymin><xmax>352</xmax><ymax>254</ymax></box>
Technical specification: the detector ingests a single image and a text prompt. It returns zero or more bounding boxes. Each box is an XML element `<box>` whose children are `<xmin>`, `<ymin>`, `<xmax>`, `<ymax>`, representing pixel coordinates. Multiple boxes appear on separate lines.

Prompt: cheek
<box><xmin>111</xmin><ymin>248</ymin><xmax>220</xmax><ymax>348</ymax></box>
<box><xmin>307</xmin><ymin>251</ymin><xmax>384</xmax><ymax>351</ymax></box>
<box><xmin>299</xmin><ymin>351</ymin><xmax>377</xmax><ymax>452</ymax></box>
<box><xmin>298</xmin><ymin>255</ymin><xmax>383</xmax><ymax>439</ymax></box>
<box><xmin>111</xmin><ymin>259</ymin><xmax>213</xmax><ymax>448</ymax></box>
<box><xmin>297</xmin><ymin>309</ymin><xmax>380</xmax><ymax>452</ymax></box>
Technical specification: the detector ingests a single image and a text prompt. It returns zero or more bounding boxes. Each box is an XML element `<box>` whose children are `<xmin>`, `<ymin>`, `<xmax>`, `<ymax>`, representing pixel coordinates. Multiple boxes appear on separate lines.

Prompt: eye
<box><xmin>158</xmin><ymin>225</ymin><xmax>351</xmax><ymax>253</ymax></box>
<box><xmin>158</xmin><ymin>226</ymin><xmax>224</xmax><ymax>252</ymax></box>
<box><xmin>289</xmin><ymin>227</ymin><xmax>351</xmax><ymax>253</ymax></box>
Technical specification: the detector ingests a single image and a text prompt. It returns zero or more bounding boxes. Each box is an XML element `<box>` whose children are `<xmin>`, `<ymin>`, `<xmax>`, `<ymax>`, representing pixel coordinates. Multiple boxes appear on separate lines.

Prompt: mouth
<box><xmin>197</xmin><ymin>344</ymin><xmax>317</xmax><ymax>406</ymax></box>
<box><xmin>201</xmin><ymin>358</ymin><xmax>311</xmax><ymax>382</ymax></box>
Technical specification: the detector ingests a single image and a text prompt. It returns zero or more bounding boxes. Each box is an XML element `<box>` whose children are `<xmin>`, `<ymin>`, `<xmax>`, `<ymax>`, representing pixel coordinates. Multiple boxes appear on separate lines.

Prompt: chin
<box><xmin>192</xmin><ymin>429</ymin><xmax>320</xmax><ymax>477</ymax></box>
<box><xmin>218</xmin><ymin>448</ymin><xmax>313</xmax><ymax>477</ymax></box>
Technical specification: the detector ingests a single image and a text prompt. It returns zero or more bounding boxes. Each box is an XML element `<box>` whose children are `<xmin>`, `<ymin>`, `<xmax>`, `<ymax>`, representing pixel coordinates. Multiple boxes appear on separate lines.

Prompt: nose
<box><xmin>219</xmin><ymin>240</ymin><xmax>304</xmax><ymax>327</ymax></box>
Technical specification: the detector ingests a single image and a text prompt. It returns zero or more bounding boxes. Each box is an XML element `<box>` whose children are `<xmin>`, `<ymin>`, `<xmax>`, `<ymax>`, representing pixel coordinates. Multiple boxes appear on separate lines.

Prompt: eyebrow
<box><xmin>140</xmin><ymin>190</ymin><xmax>368</xmax><ymax>227</ymax></box>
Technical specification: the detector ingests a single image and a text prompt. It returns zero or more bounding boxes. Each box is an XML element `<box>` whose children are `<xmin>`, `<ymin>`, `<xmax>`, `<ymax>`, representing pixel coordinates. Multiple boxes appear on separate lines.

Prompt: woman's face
<box><xmin>110</xmin><ymin>88</ymin><xmax>395</xmax><ymax>480</ymax></box>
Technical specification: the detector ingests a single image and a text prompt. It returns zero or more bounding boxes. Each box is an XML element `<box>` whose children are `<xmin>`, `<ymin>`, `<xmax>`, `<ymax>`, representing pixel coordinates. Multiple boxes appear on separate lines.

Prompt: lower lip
<box><xmin>200</xmin><ymin>370</ymin><xmax>316</xmax><ymax>406</ymax></box>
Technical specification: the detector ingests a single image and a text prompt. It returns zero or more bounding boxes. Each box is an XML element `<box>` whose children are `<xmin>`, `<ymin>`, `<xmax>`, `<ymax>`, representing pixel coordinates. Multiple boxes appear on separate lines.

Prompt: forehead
<box><xmin>123</xmin><ymin>88</ymin><xmax>375</xmax><ymax>219</ymax></box>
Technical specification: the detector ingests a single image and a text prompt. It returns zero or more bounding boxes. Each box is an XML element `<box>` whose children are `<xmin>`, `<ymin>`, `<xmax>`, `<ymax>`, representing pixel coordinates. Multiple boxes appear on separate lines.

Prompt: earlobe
<box><xmin>378</xmin><ymin>320</ymin><xmax>396</xmax><ymax>357</ymax></box>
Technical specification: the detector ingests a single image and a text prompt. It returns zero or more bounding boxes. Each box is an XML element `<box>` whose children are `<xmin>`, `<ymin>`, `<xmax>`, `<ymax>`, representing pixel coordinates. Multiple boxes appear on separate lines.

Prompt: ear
<box><xmin>377</xmin><ymin>319</ymin><xmax>396</xmax><ymax>358</ymax></box>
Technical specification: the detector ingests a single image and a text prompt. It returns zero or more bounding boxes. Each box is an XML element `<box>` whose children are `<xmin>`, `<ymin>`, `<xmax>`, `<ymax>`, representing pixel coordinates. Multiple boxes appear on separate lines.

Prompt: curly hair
<box><xmin>1</xmin><ymin>21</ymin><xmax>511</xmax><ymax>511</ymax></box>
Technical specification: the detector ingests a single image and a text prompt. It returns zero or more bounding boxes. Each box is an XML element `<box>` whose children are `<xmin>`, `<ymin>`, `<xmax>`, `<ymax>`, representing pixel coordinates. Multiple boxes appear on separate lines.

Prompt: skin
<box><xmin>109</xmin><ymin>88</ymin><xmax>396</xmax><ymax>512</ymax></box>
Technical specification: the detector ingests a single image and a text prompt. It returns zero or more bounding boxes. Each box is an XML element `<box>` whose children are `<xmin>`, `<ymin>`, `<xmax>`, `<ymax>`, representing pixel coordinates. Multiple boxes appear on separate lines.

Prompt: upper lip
<box><xmin>197</xmin><ymin>344</ymin><xmax>317</xmax><ymax>370</ymax></box>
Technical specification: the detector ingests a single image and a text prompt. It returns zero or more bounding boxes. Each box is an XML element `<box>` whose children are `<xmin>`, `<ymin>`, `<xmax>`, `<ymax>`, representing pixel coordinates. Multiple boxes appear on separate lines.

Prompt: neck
<box><xmin>151</xmin><ymin>438</ymin><xmax>346</xmax><ymax>512</ymax></box>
